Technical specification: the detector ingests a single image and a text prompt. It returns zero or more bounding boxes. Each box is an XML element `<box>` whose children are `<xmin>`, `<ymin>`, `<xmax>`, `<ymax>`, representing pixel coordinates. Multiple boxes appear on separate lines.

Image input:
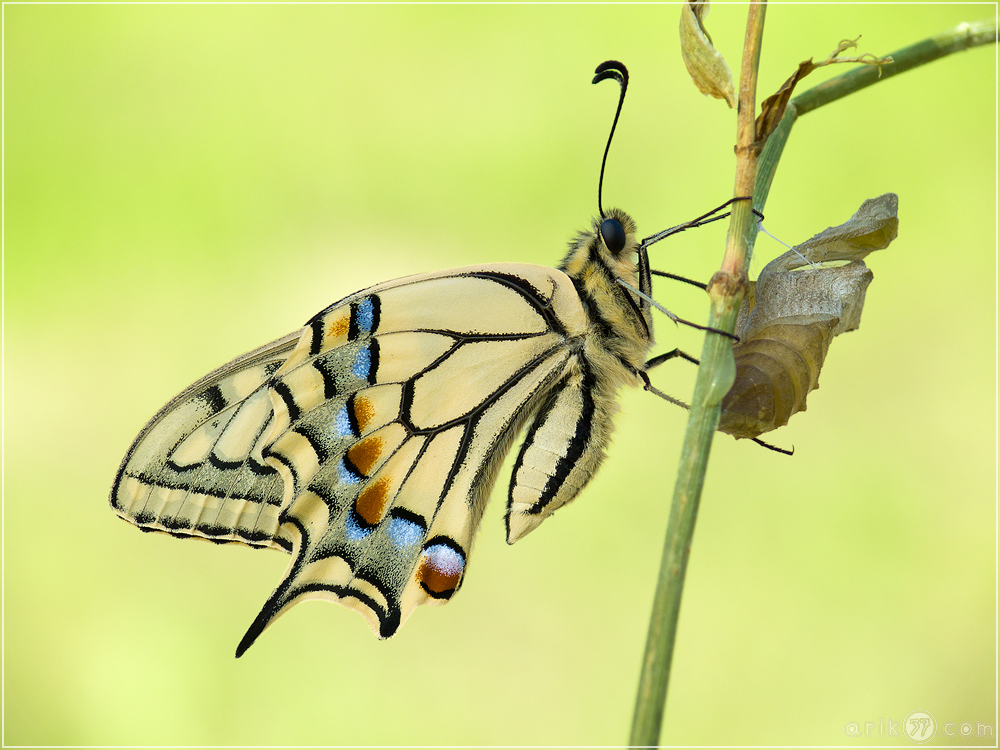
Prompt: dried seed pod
<box><xmin>718</xmin><ymin>194</ymin><xmax>898</xmax><ymax>440</ymax></box>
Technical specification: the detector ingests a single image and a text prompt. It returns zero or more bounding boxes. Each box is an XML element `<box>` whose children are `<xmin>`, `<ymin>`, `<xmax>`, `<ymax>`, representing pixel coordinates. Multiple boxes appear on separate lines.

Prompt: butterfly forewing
<box><xmin>111</xmin><ymin>332</ymin><xmax>301</xmax><ymax>550</ymax></box>
<box><xmin>114</xmin><ymin>262</ymin><xmax>624</xmax><ymax>648</ymax></box>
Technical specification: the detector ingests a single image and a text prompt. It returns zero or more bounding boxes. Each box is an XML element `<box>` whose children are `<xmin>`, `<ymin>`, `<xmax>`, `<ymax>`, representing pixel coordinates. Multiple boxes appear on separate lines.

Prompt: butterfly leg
<box><xmin>646</xmin><ymin>349</ymin><xmax>699</xmax><ymax>369</ymax></box>
<box><xmin>650</xmin><ymin>269</ymin><xmax>707</xmax><ymax>291</ymax></box>
<box><xmin>615</xmin><ymin>278</ymin><xmax>740</xmax><ymax>342</ymax></box>
<box><xmin>751</xmin><ymin>438</ymin><xmax>794</xmax><ymax>455</ymax></box>
<box><xmin>641</xmin><ymin>354</ymin><xmax>794</xmax><ymax>455</ymax></box>
<box><xmin>638</xmin><ymin>350</ymin><xmax>702</xmax><ymax>409</ymax></box>
<box><xmin>640</xmin><ymin>197</ymin><xmax>763</xmax><ymax>247</ymax></box>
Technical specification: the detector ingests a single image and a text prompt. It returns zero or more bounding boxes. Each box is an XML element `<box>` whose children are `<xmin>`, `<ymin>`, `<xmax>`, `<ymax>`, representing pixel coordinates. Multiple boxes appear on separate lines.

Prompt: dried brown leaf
<box><xmin>754</xmin><ymin>38</ymin><xmax>893</xmax><ymax>146</ymax></box>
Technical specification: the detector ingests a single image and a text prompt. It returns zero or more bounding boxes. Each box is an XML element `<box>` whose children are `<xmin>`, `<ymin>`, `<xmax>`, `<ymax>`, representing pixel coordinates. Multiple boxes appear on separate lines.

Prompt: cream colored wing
<box><xmin>505</xmin><ymin>361</ymin><xmax>624</xmax><ymax>543</ymax></box>
<box><xmin>110</xmin><ymin>262</ymin><xmax>599</xmax><ymax>650</ymax></box>
<box><xmin>111</xmin><ymin>331</ymin><xmax>302</xmax><ymax>551</ymax></box>
<box><xmin>236</xmin><ymin>263</ymin><xmax>591</xmax><ymax>652</ymax></box>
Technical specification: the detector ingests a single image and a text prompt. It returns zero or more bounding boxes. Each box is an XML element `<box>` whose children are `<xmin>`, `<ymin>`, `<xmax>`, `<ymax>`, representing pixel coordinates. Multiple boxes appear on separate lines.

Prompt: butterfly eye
<box><xmin>600</xmin><ymin>218</ymin><xmax>627</xmax><ymax>254</ymax></box>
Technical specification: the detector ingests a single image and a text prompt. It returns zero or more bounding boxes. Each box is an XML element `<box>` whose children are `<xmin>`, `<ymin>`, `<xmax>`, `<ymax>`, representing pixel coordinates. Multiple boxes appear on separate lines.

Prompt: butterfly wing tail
<box><xmin>234</xmin><ymin>509</ymin><xmax>411</xmax><ymax>656</ymax></box>
<box><xmin>234</xmin><ymin>488</ymin><xmax>479</xmax><ymax>655</ymax></box>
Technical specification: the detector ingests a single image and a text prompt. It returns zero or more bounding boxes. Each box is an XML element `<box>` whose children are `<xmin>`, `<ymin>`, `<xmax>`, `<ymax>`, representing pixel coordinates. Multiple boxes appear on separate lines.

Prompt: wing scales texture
<box><xmin>111</xmin><ymin>264</ymin><xmax>638</xmax><ymax>650</ymax></box>
<box><xmin>111</xmin><ymin>332</ymin><xmax>300</xmax><ymax>550</ymax></box>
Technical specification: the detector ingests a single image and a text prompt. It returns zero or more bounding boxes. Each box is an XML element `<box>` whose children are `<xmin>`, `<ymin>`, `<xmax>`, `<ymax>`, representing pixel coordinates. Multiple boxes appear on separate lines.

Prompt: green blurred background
<box><xmin>5</xmin><ymin>4</ymin><xmax>995</xmax><ymax>746</ymax></box>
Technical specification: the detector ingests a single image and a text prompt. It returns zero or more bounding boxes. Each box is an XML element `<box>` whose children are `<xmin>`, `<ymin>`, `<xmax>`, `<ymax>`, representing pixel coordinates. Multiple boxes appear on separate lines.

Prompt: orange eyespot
<box><xmin>417</xmin><ymin>540</ymin><xmax>466</xmax><ymax>598</ymax></box>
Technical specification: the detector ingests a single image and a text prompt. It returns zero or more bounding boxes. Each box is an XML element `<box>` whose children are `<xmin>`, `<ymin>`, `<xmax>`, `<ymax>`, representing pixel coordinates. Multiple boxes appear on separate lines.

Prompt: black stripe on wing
<box><xmin>527</xmin><ymin>364</ymin><xmax>597</xmax><ymax>514</ymax></box>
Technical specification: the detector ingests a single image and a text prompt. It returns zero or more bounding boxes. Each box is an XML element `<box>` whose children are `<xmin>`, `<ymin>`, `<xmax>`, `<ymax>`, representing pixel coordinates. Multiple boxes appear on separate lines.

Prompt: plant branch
<box><xmin>753</xmin><ymin>16</ymin><xmax>997</xmax><ymax>255</ymax></box>
<box><xmin>628</xmin><ymin>5</ymin><xmax>766</xmax><ymax>746</ymax></box>
<box><xmin>795</xmin><ymin>17</ymin><xmax>997</xmax><ymax>115</ymax></box>
<box><xmin>629</xmin><ymin>11</ymin><xmax>996</xmax><ymax>749</ymax></box>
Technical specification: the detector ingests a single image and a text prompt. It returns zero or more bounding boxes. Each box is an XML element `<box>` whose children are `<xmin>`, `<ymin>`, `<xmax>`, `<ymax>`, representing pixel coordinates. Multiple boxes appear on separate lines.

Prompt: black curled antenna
<box><xmin>592</xmin><ymin>60</ymin><xmax>629</xmax><ymax>218</ymax></box>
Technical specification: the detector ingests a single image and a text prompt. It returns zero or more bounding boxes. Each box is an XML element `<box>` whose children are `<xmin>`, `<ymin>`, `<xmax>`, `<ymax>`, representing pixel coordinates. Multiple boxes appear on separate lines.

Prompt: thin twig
<box><xmin>752</xmin><ymin>16</ymin><xmax>997</xmax><ymax>258</ymax></box>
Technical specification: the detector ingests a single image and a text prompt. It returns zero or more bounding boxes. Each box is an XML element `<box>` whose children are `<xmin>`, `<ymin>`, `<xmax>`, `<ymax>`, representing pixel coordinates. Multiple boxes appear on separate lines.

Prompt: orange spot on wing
<box><xmin>351</xmin><ymin>395</ymin><xmax>375</xmax><ymax>433</ymax></box>
<box><xmin>417</xmin><ymin>557</ymin><xmax>463</xmax><ymax>598</ymax></box>
<box><xmin>355</xmin><ymin>476</ymin><xmax>391</xmax><ymax>526</ymax></box>
<box><xmin>327</xmin><ymin>315</ymin><xmax>350</xmax><ymax>341</ymax></box>
<box><xmin>347</xmin><ymin>436</ymin><xmax>383</xmax><ymax>476</ymax></box>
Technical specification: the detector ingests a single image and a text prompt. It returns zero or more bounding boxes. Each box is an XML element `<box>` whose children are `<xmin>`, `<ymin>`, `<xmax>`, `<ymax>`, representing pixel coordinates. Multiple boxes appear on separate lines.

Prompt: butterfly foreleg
<box><xmin>649</xmin><ymin>269</ymin><xmax>707</xmax><ymax>291</ymax></box>
<box><xmin>639</xmin><ymin>196</ymin><xmax>761</xmax><ymax>247</ymax></box>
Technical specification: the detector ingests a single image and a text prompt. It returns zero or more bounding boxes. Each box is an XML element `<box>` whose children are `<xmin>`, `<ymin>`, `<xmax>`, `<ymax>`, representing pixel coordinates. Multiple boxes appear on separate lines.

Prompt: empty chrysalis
<box><xmin>718</xmin><ymin>193</ymin><xmax>900</xmax><ymax>440</ymax></box>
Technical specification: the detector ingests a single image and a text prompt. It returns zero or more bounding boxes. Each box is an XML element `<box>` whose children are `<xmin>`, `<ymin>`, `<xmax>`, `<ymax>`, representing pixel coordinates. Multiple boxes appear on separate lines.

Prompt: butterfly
<box><xmin>110</xmin><ymin>61</ymin><xmax>735</xmax><ymax>656</ymax></box>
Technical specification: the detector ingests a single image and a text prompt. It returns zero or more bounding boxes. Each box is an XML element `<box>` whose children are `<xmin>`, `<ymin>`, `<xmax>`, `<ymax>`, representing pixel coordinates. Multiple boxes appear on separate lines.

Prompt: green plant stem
<box><xmin>629</xmin><ymin>13</ymin><xmax>996</xmax><ymax>748</ymax></box>
<box><xmin>629</xmin><ymin>4</ymin><xmax>766</xmax><ymax>745</ymax></box>
<box><xmin>796</xmin><ymin>17</ymin><xmax>998</xmax><ymax>116</ymax></box>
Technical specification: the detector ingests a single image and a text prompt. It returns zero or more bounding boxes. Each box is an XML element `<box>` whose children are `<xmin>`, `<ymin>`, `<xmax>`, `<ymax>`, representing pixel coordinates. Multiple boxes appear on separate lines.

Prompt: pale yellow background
<box><xmin>5</xmin><ymin>4</ymin><xmax>995</xmax><ymax>746</ymax></box>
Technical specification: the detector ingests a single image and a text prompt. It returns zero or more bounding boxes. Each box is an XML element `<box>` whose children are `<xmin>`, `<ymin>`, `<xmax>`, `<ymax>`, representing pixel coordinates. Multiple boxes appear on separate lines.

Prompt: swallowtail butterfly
<box><xmin>110</xmin><ymin>61</ymin><xmax>731</xmax><ymax>656</ymax></box>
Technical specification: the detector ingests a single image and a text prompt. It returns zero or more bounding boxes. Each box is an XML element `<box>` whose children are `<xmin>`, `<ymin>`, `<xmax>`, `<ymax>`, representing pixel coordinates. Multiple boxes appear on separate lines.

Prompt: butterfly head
<box><xmin>559</xmin><ymin>204</ymin><xmax>651</xmax><ymax>347</ymax></box>
<box><xmin>599</xmin><ymin>215</ymin><xmax>627</xmax><ymax>256</ymax></box>
<box><xmin>596</xmin><ymin>206</ymin><xmax>639</xmax><ymax>264</ymax></box>
<box><xmin>560</xmin><ymin>207</ymin><xmax>638</xmax><ymax>277</ymax></box>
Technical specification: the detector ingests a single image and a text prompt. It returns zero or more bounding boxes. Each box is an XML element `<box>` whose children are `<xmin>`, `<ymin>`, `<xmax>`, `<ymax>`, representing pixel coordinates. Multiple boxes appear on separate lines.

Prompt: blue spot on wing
<box><xmin>352</xmin><ymin>347</ymin><xmax>371</xmax><ymax>380</ymax></box>
<box><xmin>334</xmin><ymin>404</ymin><xmax>353</xmax><ymax>438</ymax></box>
<box><xmin>337</xmin><ymin>458</ymin><xmax>362</xmax><ymax>485</ymax></box>
<box><xmin>388</xmin><ymin>516</ymin><xmax>423</xmax><ymax>548</ymax></box>
<box><xmin>345</xmin><ymin>510</ymin><xmax>372</xmax><ymax>541</ymax></box>
<box><xmin>356</xmin><ymin>297</ymin><xmax>375</xmax><ymax>333</ymax></box>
